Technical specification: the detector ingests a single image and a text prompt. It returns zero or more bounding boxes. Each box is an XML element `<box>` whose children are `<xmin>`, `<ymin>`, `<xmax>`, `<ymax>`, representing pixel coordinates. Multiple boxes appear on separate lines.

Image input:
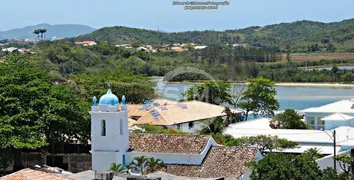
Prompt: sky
<box><xmin>1</xmin><ymin>0</ymin><xmax>354</xmax><ymax>32</ymax></box>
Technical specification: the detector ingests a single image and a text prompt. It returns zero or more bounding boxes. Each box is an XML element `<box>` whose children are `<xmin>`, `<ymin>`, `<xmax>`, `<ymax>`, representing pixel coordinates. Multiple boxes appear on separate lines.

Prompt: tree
<box><xmin>182</xmin><ymin>81</ymin><xmax>233</xmax><ymax>105</ymax></box>
<box><xmin>184</xmin><ymin>43</ymin><xmax>195</xmax><ymax>51</ymax></box>
<box><xmin>129</xmin><ymin>156</ymin><xmax>149</xmax><ymax>175</ymax></box>
<box><xmin>33</xmin><ymin>29</ymin><xmax>40</xmax><ymax>40</ymax></box>
<box><xmin>109</xmin><ymin>162</ymin><xmax>128</xmax><ymax>175</ymax></box>
<box><xmin>274</xmin><ymin>109</ymin><xmax>309</xmax><ymax>129</ymax></box>
<box><xmin>146</xmin><ymin>157</ymin><xmax>165</xmax><ymax>174</ymax></box>
<box><xmin>40</xmin><ymin>29</ymin><xmax>47</xmax><ymax>40</ymax></box>
<box><xmin>334</xmin><ymin>152</ymin><xmax>354</xmax><ymax>179</ymax></box>
<box><xmin>69</xmin><ymin>68</ymin><xmax>156</xmax><ymax>104</ymax></box>
<box><xmin>237</xmin><ymin>77</ymin><xmax>279</xmax><ymax>121</ymax></box>
<box><xmin>0</xmin><ymin>148</ymin><xmax>12</xmax><ymax>175</ymax></box>
<box><xmin>248</xmin><ymin>150</ymin><xmax>343</xmax><ymax>180</ymax></box>
<box><xmin>238</xmin><ymin>135</ymin><xmax>298</xmax><ymax>153</ymax></box>
<box><xmin>199</xmin><ymin>117</ymin><xmax>228</xmax><ymax>135</ymax></box>
<box><xmin>0</xmin><ymin>55</ymin><xmax>90</xmax><ymax>171</ymax></box>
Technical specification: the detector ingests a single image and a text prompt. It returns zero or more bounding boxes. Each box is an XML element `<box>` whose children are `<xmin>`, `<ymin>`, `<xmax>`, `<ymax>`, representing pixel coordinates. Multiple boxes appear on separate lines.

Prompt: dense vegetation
<box><xmin>0</xmin><ymin>54</ymin><xmax>156</xmax><ymax>172</ymax></box>
<box><xmin>73</xmin><ymin>19</ymin><xmax>354</xmax><ymax>52</ymax></box>
<box><xmin>249</xmin><ymin>150</ymin><xmax>354</xmax><ymax>180</ymax></box>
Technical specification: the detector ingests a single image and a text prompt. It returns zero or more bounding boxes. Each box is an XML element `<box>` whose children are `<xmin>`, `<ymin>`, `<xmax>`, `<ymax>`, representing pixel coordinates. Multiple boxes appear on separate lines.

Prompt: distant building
<box><xmin>223</xmin><ymin>118</ymin><xmax>354</xmax><ymax>154</ymax></box>
<box><xmin>302</xmin><ymin>99</ymin><xmax>354</xmax><ymax>130</ymax></box>
<box><xmin>116</xmin><ymin>44</ymin><xmax>132</xmax><ymax>49</ymax></box>
<box><xmin>89</xmin><ymin>89</ymin><xmax>260</xmax><ymax>179</ymax></box>
<box><xmin>2</xmin><ymin>47</ymin><xmax>18</xmax><ymax>52</ymax></box>
<box><xmin>136</xmin><ymin>46</ymin><xmax>148</xmax><ymax>52</ymax></box>
<box><xmin>171</xmin><ymin>47</ymin><xmax>188</xmax><ymax>52</ymax></box>
<box><xmin>128</xmin><ymin>99</ymin><xmax>242</xmax><ymax>133</ymax></box>
<box><xmin>194</xmin><ymin>45</ymin><xmax>207</xmax><ymax>50</ymax></box>
<box><xmin>74</xmin><ymin>41</ymin><xmax>97</xmax><ymax>46</ymax></box>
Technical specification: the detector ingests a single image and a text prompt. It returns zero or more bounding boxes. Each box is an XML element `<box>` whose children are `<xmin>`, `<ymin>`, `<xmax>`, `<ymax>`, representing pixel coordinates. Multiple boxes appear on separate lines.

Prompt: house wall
<box><xmin>304</xmin><ymin>112</ymin><xmax>354</xmax><ymax>130</ymax></box>
<box><xmin>171</xmin><ymin>118</ymin><xmax>221</xmax><ymax>134</ymax></box>
<box><xmin>240</xmin><ymin>150</ymin><xmax>263</xmax><ymax>180</ymax></box>
<box><xmin>316</xmin><ymin>150</ymin><xmax>350</xmax><ymax>173</ymax></box>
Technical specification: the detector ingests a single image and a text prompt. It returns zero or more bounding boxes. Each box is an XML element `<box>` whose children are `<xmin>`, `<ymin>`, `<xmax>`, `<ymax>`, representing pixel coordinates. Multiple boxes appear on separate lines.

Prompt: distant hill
<box><xmin>0</xmin><ymin>23</ymin><xmax>96</xmax><ymax>40</ymax></box>
<box><xmin>73</xmin><ymin>18</ymin><xmax>354</xmax><ymax>52</ymax></box>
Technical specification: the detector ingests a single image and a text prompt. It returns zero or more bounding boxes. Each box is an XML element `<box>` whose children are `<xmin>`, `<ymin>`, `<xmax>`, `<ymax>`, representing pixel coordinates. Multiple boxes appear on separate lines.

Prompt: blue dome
<box><xmin>99</xmin><ymin>89</ymin><xmax>119</xmax><ymax>105</ymax></box>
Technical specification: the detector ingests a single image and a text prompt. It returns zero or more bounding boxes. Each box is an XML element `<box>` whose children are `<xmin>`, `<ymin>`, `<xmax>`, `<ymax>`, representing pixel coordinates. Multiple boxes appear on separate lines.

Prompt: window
<box><xmin>101</xmin><ymin>120</ymin><xmax>106</xmax><ymax>136</ymax></box>
<box><xmin>120</xmin><ymin>119</ymin><xmax>123</xmax><ymax>135</ymax></box>
<box><xmin>317</xmin><ymin>117</ymin><xmax>325</xmax><ymax>130</ymax></box>
<box><xmin>307</xmin><ymin>117</ymin><xmax>315</xmax><ymax>128</ymax></box>
<box><xmin>189</xmin><ymin>122</ymin><xmax>194</xmax><ymax>129</ymax></box>
<box><xmin>176</xmin><ymin>124</ymin><xmax>181</xmax><ymax>130</ymax></box>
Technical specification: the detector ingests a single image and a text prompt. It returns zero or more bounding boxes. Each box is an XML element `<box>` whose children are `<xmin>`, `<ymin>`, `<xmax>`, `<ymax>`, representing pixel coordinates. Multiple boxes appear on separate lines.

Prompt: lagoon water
<box><xmin>154</xmin><ymin>78</ymin><xmax>354</xmax><ymax>111</ymax></box>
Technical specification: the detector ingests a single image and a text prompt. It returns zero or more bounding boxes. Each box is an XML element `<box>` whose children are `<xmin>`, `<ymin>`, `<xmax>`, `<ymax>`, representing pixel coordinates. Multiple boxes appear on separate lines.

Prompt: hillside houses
<box><xmin>74</xmin><ymin>41</ymin><xmax>97</xmax><ymax>46</ymax></box>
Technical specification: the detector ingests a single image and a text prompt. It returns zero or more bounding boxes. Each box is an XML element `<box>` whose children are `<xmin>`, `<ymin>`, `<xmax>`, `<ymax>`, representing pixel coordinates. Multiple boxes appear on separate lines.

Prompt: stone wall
<box><xmin>68</xmin><ymin>154</ymin><xmax>92</xmax><ymax>173</ymax></box>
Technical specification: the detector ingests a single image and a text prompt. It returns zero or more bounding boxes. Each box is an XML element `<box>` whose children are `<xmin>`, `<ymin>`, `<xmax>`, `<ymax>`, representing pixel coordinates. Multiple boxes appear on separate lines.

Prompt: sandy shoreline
<box><xmin>152</xmin><ymin>77</ymin><xmax>354</xmax><ymax>87</ymax></box>
<box><xmin>274</xmin><ymin>83</ymin><xmax>354</xmax><ymax>87</ymax></box>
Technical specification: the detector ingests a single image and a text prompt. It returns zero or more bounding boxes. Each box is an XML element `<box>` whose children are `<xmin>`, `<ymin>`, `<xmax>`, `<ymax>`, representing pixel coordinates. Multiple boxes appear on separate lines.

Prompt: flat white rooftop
<box><xmin>224</xmin><ymin>120</ymin><xmax>354</xmax><ymax>145</ymax></box>
<box><xmin>303</xmin><ymin>99</ymin><xmax>354</xmax><ymax>114</ymax></box>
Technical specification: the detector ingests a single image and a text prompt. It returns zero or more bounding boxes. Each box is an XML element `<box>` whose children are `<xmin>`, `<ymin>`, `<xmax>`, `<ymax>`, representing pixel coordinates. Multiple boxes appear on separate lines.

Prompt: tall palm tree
<box><xmin>109</xmin><ymin>162</ymin><xmax>128</xmax><ymax>175</ymax></box>
<box><xmin>128</xmin><ymin>156</ymin><xmax>149</xmax><ymax>175</ymax></box>
<box><xmin>33</xmin><ymin>29</ymin><xmax>40</xmax><ymax>40</ymax></box>
<box><xmin>41</xmin><ymin>29</ymin><xmax>47</xmax><ymax>40</ymax></box>
<box><xmin>146</xmin><ymin>157</ymin><xmax>165</xmax><ymax>173</ymax></box>
<box><xmin>39</xmin><ymin>29</ymin><xmax>44</xmax><ymax>40</ymax></box>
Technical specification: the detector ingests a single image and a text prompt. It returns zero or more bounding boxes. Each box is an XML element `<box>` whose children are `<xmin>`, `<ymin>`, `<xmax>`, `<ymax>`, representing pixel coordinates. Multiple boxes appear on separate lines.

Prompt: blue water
<box><xmin>154</xmin><ymin>78</ymin><xmax>354</xmax><ymax>111</ymax></box>
<box><xmin>310</xmin><ymin>66</ymin><xmax>354</xmax><ymax>71</ymax></box>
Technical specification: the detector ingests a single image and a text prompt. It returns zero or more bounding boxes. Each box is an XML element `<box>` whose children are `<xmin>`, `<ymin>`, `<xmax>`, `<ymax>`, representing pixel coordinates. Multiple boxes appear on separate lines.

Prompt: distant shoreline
<box><xmin>152</xmin><ymin>78</ymin><xmax>354</xmax><ymax>87</ymax></box>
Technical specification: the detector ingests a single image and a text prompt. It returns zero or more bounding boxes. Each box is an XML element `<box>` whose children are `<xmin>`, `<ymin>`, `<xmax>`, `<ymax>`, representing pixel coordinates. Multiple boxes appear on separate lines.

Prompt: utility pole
<box><xmin>333</xmin><ymin>129</ymin><xmax>336</xmax><ymax>171</ymax></box>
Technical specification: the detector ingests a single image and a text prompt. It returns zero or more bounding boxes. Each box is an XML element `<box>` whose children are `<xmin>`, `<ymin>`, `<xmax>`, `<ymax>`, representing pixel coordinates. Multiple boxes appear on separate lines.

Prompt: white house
<box><xmin>302</xmin><ymin>99</ymin><xmax>354</xmax><ymax>130</ymax></box>
<box><xmin>223</xmin><ymin>118</ymin><xmax>354</xmax><ymax>154</ymax></box>
<box><xmin>194</xmin><ymin>45</ymin><xmax>207</xmax><ymax>50</ymax></box>
<box><xmin>90</xmin><ymin>89</ymin><xmax>260</xmax><ymax>179</ymax></box>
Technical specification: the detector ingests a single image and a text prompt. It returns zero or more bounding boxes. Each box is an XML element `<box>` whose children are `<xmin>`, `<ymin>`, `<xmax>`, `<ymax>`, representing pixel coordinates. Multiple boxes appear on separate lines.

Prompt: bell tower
<box><xmin>90</xmin><ymin>89</ymin><xmax>129</xmax><ymax>171</ymax></box>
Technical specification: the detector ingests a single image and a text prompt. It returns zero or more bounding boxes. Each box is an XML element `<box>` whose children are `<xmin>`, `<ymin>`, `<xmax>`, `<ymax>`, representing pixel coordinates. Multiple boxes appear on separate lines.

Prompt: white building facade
<box><xmin>302</xmin><ymin>99</ymin><xmax>354</xmax><ymax>130</ymax></box>
<box><xmin>90</xmin><ymin>89</ymin><xmax>130</xmax><ymax>171</ymax></box>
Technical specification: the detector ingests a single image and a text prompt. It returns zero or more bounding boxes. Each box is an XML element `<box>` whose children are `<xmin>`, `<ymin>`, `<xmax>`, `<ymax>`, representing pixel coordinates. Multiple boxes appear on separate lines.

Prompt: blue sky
<box><xmin>1</xmin><ymin>0</ymin><xmax>354</xmax><ymax>32</ymax></box>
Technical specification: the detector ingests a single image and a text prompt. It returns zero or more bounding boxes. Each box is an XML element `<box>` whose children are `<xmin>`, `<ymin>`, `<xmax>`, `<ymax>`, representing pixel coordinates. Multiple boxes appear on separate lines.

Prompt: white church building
<box><xmin>89</xmin><ymin>89</ymin><xmax>261</xmax><ymax>179</ymax></box>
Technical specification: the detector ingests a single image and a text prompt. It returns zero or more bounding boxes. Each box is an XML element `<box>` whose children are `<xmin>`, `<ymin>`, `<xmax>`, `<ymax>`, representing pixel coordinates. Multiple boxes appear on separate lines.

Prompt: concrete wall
<box><xmin>91</xmin><ymin>151</ymin><xmax>123</xmax><ymax>172</ymax></box>
<box><xmin>316</xmin><ymin>150</ymin><xmax>350</xmax><ymax>173</ymax></box>
<box><xmin>68</xmin><ymin>154</ymin><xmax>91</xmax><ymax>173</ymax></box>
<box><xmin>4</xmin><ymin>153</ymin><xmax>91</xmax><ymax>173</ymax></box>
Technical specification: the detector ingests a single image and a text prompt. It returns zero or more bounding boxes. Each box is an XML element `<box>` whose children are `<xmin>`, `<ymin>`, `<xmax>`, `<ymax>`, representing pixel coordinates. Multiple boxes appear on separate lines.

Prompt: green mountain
<box><xmin>73</xmin><ymin>18</ymin><xmax>354</xmax><ymax>52</ymax></box>
<box><xmin>0</xmin><ymin>23</ymin><xmax>96</xmax><ymax>40</ymax></box>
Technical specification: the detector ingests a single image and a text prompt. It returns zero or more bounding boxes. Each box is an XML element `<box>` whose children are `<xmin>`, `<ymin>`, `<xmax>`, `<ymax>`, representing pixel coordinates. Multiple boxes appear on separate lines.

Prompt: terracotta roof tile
<box><xmin>131</xmin><ymin>99</ymin><xmax>242</xmax><ymax>126</ymax></box>
<box><xmin>162</xmin><ymin>146</ymin><xmax>257</xmax><ymax>179</ymax></box>
<box><xmin>0</xmin><ymin>168</ymin><xmax>74</xmax><ymax>180</ymax></box>
<box><xmin>129</xmin><ymin>133</ymin><xmax>210</xmax><ymax>154</ymax></box>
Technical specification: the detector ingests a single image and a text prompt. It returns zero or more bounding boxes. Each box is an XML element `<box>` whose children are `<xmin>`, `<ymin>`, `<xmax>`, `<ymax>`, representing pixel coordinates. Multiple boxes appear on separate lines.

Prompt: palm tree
<box><xmin>41</xmin><ymin>29</ymin><xmax>47</xmax><ymax>40</ymax></box>
<box><xmin>39</xmin><ymin>29</ymin><xmax>45</xmax><ymax>40</ymax></box>
<box><xmin>146</xmin><ymin>157</ymin><xmax>165</xmax><ymax>173</ymax></box>
<box><xmin>109</xmin><ymin>162</ymin><xmax>128</xmax><ymax>175</ymax></box>
<box><xmin>33</xmin><ymin>29</ymin><xmax>40</xmax><ymax>40</ymax></box>
<box><xmin>128</xmin><ymin>156</ymin><xmax>149</xmax><ymax>175</ymax></box>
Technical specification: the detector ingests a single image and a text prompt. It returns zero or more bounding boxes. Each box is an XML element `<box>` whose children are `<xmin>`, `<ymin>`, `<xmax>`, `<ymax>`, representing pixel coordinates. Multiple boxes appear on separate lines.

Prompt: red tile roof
<box><xmin>129</xmin><ymin>133</ymin><xmax>210</xmax><ymax>154</ymax></box>
<box><xmin>162</xmin><ymin>146</ymin><xmax>257</xmax><ymax>179</ymax></box>
<box><xmin>0</xmin><ymin>168</ymin><xmax>74</xmax><ymax>180</ymax></box>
